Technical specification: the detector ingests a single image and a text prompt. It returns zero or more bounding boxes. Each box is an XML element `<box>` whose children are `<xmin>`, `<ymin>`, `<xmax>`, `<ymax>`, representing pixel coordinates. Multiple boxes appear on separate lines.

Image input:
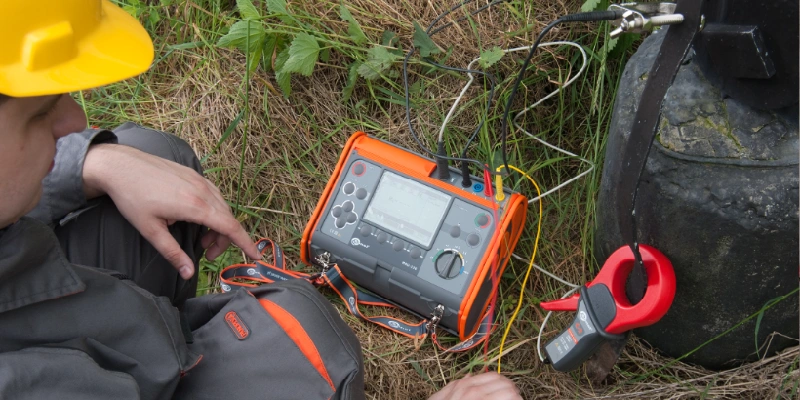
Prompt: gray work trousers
<box><xmin>55</xmin><ymin>122</ymin><xmax>205</xmax><ymax>306</ymax></box>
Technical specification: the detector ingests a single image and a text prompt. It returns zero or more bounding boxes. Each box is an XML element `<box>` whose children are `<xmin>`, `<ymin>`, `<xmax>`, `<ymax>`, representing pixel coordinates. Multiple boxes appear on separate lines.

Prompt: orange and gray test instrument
<box><xmin>301</xmin><ymin>132</ymin><xmax>527</xmax><ymax>340</ymax></box>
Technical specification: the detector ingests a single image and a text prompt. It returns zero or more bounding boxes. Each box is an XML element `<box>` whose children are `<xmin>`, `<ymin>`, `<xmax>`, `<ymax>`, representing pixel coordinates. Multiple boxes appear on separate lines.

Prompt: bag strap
<box><xmin>321</xmin><ymin>265</ymin><xmax>492</xmax><ymax>353</ymax></box>
<box><xmin>219</xmin><ymin>240</ymin><xmax>491</xmax><ymax>352</ymax></box>
<box><xmin>219</xmin><ymin>238</ymin><xmax>310</xmax><ymax>292</ymax></box>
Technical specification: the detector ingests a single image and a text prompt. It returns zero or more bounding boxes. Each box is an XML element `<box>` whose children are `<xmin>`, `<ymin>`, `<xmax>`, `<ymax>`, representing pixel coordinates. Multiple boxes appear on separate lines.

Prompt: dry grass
<box><xmin>87</xmin><ymin>0</ymin><xmax>799</xmax><ymax>398</ymax></box>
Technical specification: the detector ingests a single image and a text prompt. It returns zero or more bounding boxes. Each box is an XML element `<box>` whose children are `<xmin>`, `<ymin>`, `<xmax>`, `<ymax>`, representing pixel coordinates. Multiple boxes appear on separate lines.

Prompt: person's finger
<box><xmin>427</xmin><ymin>379</ymin><xmax>457</xmax><ymax>400</ymax></box>
<box><xmin>450</xmin><ymin>373</ymin><xmax>519</xmax><ymax>400</ymax></box>
<box><xmin>201</xmin><ymin>230</ymin><xmax>219</xmax><ymax>249</ymax></box>
<box><xmin>191</xmin><ymin>207</ymin><xmax>259</xmax><ymax>260</ymax></box>
<box><xmin>205</xmin><ymin>234</ymin><xmax>232</xmax><ymax>261</ymax></box>
<box><xmin>141</xmin><ymin>221</ymin><xmax>195</xmax><ymax>279</ymax></box>
<box><xmin>455</xmin><ymin>372</ymin><xmax>506</xmax><ymax>386</ymax></box>
<box><xmin>480</xmin><ymin>376</ymin><xmax>522</xmax><ymax>400</ymax></box>
<box><xmin>486</xmin><ymin>388</ymin><xmax>523</xmax><ymax>400</ymax></box>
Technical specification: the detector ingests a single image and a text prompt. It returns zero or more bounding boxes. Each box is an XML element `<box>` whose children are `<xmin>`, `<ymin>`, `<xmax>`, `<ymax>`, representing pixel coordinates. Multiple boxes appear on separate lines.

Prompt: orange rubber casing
<box><xmin>301</xmin><ymin>132</ymin><xmax>527</xmax><ymax>339</ymax></box>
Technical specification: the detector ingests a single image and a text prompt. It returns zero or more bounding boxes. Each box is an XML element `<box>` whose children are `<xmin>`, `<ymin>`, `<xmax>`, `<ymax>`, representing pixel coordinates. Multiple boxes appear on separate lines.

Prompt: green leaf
<box><xmin>247</xmin><ymin>43</ymin><xmax>264</xmax><ymax>73</ymax></box>
<box><xmin>319</xmin><ymin>47</ymin><xmax>331</xmax><ymax>63</ymax></box>
<box><xmin>217</xmin><ymin>20</ymin><xmax>266</xmax><ymax>53</ymax></box>
<box><xmin>262</xmin><ymin>34</ymin><xmax>279</xmax><ymax>72</ymax></box>
<box><xmin>581</xmin><ymin>0</ymin><xmax>602</xmax><ymax>12</ymax></box>
<box><xmin>608</xmin><ymin>33</ymin><xmax>639</xmax><ymax>60</ymax></box>
<box><xmin>412</xmin><ymin>21</ymin><xmax>441</xmax><ymax>58</ymax></box>
<box><xmin>281</xmin><ymin>33</ymin><xmax>320</xmax><ymax>77</ymax></box>
<box><xmin>381</xmin><ymin>30</ymin><xmax>399</xmax><ymax>47</ymax></box>
<box><xmin>274</xmin><ymin>48</ymin><xmax>292</xmax><ymax>97</ymax></box>
<box><xmin>340</xmin><ymin>4</ymin><xmax>368</xmax><ymax>45</ymax></box>
<box><xmin>123</xmin><ymin>4</ymin><xmax>140</xmax><ymax>17</ymax></box>
<box><xmin>357</xmin><ymin>46</ymin><xmax>401</xmax><ymax>80</ymax></box>
<box><xmin>479</xmin><ymin>46</ymin><xmax>504</xmax><ymax>69</ymax></box>
<box><xmin>147</xmin><ymin>10</ymin><xmax>161</xmax><ymax>27</ymax></box>
<box><xmin>266</xmin><ymin>0</ymin><xmax>292</xmax><ymax>23</ymax></box>
<box><xmin>236</xmin><ymin>0</ymin><xmax>260</xmax><ymax>20</ymax></box>
<box><xmin>409</xmin><ymin>80</ymin><xmax>423</xmax><ymax>95</ymax></box>
<box><xmin>342</xmin><ymin>61</ymin><xmax>360</xmax><ymax>103</ymax></box>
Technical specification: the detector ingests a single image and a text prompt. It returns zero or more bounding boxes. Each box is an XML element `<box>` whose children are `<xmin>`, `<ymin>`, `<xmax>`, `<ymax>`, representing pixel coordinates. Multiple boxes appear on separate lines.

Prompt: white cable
<box><xmin>438</xmin><ymin>41</ymin><xmax>590</xmax><ymax>362</ymax></box>
<box><xmin>511</xmin><ymin>252</ymin><xmax>580</xmax><ymax>289</ymax></box>
<box><xmin>438</xmin><ymin>41</ymin><xmax>594</xmax><ymax>204</ymax></box>
<box><xmin>537</xmin><ymin>286</ymin><xmax>580</xmax><ymax>362</ymax></box>
<box><xmin>510</xmin><ymin>43</ymin><xmax>594</xmax><ymax>204</ymax></box>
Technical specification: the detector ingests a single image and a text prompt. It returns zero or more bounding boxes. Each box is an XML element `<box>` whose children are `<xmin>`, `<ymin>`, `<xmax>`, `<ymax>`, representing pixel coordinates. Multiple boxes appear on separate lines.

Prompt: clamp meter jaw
<box><xmin>541</xmin><ymin>245</ymin><xmax>676</xmax><ymax>372</ymax></box>
<box><xmin>301</xmin><ymin>132</ymin><xmax>527</xmax><ymax>339</ymax></box>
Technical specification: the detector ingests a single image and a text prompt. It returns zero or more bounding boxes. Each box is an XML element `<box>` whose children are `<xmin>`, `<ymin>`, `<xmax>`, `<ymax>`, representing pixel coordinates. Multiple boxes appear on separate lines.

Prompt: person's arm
<box><xmin>29</xmin><ymin>126</ymin><xmax>259</xmax><ymax>279</ymax></box>
<box><xmin>26</xmin><ymin>129</ymin><xmax>116</xmax><ymax>226</ymax></box>
<box><xmin>81</xmin><ymin>143</ymin><xmax>260</xmax><ymax>279</ymax></box>
<box><xmin>0</xmin><ymin>347</ymin><xmax>140</xmax><ymax>400</ymax></box>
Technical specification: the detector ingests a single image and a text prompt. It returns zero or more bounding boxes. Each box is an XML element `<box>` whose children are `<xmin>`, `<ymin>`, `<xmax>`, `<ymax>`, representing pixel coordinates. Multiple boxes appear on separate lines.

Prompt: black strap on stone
<box><xmin>616</xmin><ymin>0</ymin><xmax>705</xmax><ymax>305</ymax></box>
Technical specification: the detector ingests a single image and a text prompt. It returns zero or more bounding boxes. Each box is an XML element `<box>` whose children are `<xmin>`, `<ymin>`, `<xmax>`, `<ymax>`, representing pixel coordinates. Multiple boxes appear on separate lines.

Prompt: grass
<box><xmin>82</xmin><ymin>0</ymin><xmax>800</xmax><ymax>398</ymax></box>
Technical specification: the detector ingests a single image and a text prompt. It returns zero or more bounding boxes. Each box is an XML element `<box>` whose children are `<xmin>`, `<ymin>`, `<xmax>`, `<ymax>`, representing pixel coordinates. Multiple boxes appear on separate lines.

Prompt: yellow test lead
<box><xmin>496</xmin><ymin>164</ymin><xmax>543</xmax><ymax>373</ymax></box>
<box><xmin>495</xmin><ymin>174</ymin><xmax>505</xmax><ymax>201</ymax></box>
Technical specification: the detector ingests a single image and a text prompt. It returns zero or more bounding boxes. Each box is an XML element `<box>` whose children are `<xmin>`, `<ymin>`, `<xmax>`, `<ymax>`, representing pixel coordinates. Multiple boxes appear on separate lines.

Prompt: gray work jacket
<box><xmin>0</xmin><ymin>131</ymin><xmax>366</xmax><ymax>400</ymax></box>
<box><xmin>0</xmin><ymin>131</ymin><xmax>199</xmax><ymax>399</ymax></box>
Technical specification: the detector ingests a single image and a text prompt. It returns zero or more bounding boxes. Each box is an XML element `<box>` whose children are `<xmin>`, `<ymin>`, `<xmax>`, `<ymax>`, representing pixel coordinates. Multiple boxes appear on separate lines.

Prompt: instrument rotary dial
<box><xmin>434</xmin><ymin>249</ymin><xmax>464</xmax><ymax>279</ymax></box>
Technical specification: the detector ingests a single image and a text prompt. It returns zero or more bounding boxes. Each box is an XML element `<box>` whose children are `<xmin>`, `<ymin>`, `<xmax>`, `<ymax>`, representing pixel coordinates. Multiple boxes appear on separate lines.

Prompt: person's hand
<box><xmin>82</xmin><ymin>144</ymin><xmax>260</xmax><ymax>279</ymax></box>
<box><xmin>429</xmin><ymin>372</ymin><xmax>522</xmax><ymax>400</ymax></box>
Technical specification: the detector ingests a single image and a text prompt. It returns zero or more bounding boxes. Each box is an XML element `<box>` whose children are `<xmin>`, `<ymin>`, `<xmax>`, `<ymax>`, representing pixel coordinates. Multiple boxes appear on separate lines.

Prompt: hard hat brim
<box><xmin>0</xmin><ymin>0</ymin><xmax>154</xmax><ymax>97</ymax></box>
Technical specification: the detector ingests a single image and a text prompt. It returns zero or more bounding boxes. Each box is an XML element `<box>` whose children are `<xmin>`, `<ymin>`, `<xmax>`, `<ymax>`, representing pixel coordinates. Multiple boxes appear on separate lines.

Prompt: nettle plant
<box><xmin>217</xmin><ymin>0</ymin><xmax>411</xmax><ymax>101</ymax></box>
<box><xmin>217</xmin><ymin>0</ymin><xmax>511</xmax><ymax>102</ymax></box>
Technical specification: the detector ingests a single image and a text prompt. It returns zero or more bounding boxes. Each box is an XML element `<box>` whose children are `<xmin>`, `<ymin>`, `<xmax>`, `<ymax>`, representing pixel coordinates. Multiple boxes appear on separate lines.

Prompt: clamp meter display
<box><xmin>301</xmin><ymin>132</ymin><xmax>527</xmax><ymax>338</ymax></box>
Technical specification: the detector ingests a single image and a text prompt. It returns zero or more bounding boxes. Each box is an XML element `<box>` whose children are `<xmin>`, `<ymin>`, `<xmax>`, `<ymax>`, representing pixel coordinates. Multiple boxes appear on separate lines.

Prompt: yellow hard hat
<box><xmin>0</xmin><ymin>0</ymin><xmax>154</xmax><ymax>97</ymax></box>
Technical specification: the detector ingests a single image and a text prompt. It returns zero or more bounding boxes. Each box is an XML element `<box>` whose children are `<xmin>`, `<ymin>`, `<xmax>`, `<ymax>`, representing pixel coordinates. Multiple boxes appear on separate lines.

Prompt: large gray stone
<box><xmin>594</xmin><ymin>29</ymin><xmax>798</xmax><ymax>369</ymax></box>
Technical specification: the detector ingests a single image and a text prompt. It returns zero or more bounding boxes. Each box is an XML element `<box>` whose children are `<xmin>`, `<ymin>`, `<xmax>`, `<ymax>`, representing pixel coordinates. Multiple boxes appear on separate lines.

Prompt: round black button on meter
<box><xmin>335</xmin><ymin>219</ymin><xmax>346</xmax><ymax>229</ymax></box>
<box><xmin>449</xmin><ymin>225</ymin><xmax>461</xmax><ymax>238</ymax></box>
<box><xmin>410</xmin><ymin>248</ymin><xmax>422</xmax><ymax>259</ymax></box>
<box><xmin>342</xmin><ymin>201</ymin><xmax>354</xmax><ymax>213</ymax></box>
<box><xmin>343</xmin><ymin>182</ymin><xmax>355</xmax><ymax>195</ymax></box>
<box><xmin>355</xmin><ymin>188</ymin><xmax>368</xmax><ymax>200</ymax></box>
<box><xmin>467</xmin><ymin>233</ymin><xmax>480</xmax><ymax>247</ymax></box>
<box><xmin>352</xmin><ymin>162</ymin><xmax>365</xmax><ymax>176</ymax></box>
<box><xmin>346</xmin><ymin>213</ymin><xmax>357</xmax><ymax>223</ymax></box>
<box><xmin>434</xmin><ymin>250</ymin><xmax>463</xmax><ymax>279</ymax></box>
<box><xmin>377</xmin><ymin>232</ymin><xmax>388</xmax><ymax>244</ymax></box>
<box><xmin>475</xmin><ymin>213</ymin><xmax>490</xmax><ymax>227</ymax></box>
<box><xmin>331</xmin><ymin>207</ymin><xmax>342</xmax><ymax>218</ymax></box>
<box><xmin>359</xmin><ymin>225</ymin><xmax>372</xmax><ymax>237</ymax></box>
<box><xmin>392</xmin><ymin>240</ymin><xmax>404</xmax><ymax>252</ymax></box>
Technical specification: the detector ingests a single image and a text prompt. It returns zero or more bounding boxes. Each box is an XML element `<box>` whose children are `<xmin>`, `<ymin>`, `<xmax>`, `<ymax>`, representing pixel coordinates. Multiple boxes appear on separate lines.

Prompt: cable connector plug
<box><xmin>435</xmin><ymin>141</ymin><xmax>451</xmax><ymax>181</ymax></box>
<box><xmin>460</xmin><ymin>162</ymin><xmax>472</xmax><ymax>188</ymax></box>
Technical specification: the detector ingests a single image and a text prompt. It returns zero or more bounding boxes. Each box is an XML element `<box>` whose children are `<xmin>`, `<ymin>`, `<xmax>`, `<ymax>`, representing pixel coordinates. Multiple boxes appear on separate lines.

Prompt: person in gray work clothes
<box><xmin>0</xmin><ymin>0</ymin><xmax>522</xmax><ymax>399</ymax></box>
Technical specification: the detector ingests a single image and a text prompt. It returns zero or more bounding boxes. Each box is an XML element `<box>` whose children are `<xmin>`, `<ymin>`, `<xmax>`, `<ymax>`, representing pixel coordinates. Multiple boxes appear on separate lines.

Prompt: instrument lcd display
<box><xmin>364</xmin><ymin>171</ymin><xmax>451</xmax><ymax>247</ymax></box>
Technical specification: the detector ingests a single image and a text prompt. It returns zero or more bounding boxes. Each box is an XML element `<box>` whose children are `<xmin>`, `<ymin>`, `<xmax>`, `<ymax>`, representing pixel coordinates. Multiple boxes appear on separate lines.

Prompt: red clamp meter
<box><xmin>539</xmin><ymin>244</ymin><xmax>676</xmax><ymax>372</ymax></box>
<box><xmin>301</xmin><ymin>132</ymin><xmax>527</xmax><ymax>340</ymax></box>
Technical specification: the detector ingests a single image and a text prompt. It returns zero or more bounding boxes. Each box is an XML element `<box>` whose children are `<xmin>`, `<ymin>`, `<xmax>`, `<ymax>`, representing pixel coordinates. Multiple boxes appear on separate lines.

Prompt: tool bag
<box><xmin>175</xmin><ymin>239</ymin><xmax>365</xmax><ymax>400</ymax></box>
<box><xmin>220</xmin><ymin>239</ymin><xmax>494</xmax><ymax>353</ymax></box>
